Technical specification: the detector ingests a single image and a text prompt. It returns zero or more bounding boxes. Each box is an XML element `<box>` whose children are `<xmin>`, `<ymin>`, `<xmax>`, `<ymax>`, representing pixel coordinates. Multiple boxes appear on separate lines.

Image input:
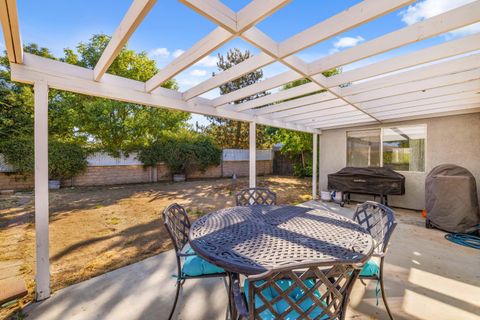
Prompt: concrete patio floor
<box><xmin>25</xmin><ymin>201</ymin><xmax>480</xmax><ymax>320</ymax></box>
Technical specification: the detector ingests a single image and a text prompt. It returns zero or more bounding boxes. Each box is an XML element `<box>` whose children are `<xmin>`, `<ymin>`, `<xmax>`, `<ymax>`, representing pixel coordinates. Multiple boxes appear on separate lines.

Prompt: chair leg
<box><xmin>168</xmin><ymin>281</ymin><xmax>183</xmax><ymax>320</ymax></box>
<box><xmin>222</xmin><ymin>277</ymin><xmax>230</xmax><ymax>320</ymax></box>
<box><xmin>379</xmin><ymin>267</ymin><xmax>394</xmax><ymax>320</ymax></box>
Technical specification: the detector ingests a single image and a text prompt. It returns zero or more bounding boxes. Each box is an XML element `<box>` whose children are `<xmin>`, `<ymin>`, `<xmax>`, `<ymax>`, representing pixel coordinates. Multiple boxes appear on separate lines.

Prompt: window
<box><xmin>347</xmin><ymin>125</ymin><xmax>426</xmax><ymax>172</ymax></box>
<box><xmin>347</xmin><ymin>129</ymin><xmax>381</xmax><ymax>167</ymax></box>
<box><xmin>383</xmin><ymin>125</ymin><xmax>426</xmax><ymax>172</ymax></box>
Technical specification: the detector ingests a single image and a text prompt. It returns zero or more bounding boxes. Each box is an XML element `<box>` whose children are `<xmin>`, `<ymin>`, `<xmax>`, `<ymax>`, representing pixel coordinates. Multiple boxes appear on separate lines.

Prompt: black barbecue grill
<box><xmin>328</xmin><ymin>167</ymin><xmax>405</xmax><ymax>205</ymax></box>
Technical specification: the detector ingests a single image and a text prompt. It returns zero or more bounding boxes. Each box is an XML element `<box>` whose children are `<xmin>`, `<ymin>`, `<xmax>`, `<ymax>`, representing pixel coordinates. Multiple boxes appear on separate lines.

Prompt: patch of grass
<box><xmin>106</xmin><ymin>217</ymin><xmax>120</xmax><ymax>225</ymax></box>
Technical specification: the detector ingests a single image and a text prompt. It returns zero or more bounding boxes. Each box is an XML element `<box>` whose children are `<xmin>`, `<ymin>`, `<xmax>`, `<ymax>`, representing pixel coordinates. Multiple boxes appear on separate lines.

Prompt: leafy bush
<box><xmin>293</xmin><ymin>163</ymin><xmax>312</xmax><ymax>178</ymax></box>
<box><xmin>137</xmin><ymin>131</ymin><xmax>221</xmax><ymax>176</ymax></box>
<box><xmin>0</xmin><ymin>137</ymin><xmax>88</xmax><ymax>180</ymax></box>
<box><xmin>48</xmin><ymin>141</ymin><xmax>88</xmax><ymax>180</ymax></box>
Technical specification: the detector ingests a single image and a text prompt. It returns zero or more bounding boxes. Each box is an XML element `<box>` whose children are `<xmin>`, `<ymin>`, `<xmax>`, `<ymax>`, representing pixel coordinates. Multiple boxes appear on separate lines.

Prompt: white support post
<box><xmin>312</xmin><ymin>134</ymin><xmax>318</xmax><ymax>200</ymax></box>
<box><xmin>317</xmin><ymin>134</ymin><xmax>321</xmax><ymax>198</ymax></box>
<box><xmin>34</xmin><ymin>81</ymin><xmax>50</xmax><ymax>301</ymax></box>
<box><xmin>249</xmin><ymin>121</ymin><xmax>256</xmax><ymax>188</ymax></box>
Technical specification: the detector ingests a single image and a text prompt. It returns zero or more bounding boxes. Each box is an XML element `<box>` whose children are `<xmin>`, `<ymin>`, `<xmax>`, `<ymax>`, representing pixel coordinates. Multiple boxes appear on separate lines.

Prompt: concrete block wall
<box><xmin>0</xmin><ymin>160</ymin><xmax>274</xmax><ymax>190</ymax></box>
<box><xmin>0</xmin><ymin>173</ymin><xmax>34</xmax><ymax>190</ymax></box>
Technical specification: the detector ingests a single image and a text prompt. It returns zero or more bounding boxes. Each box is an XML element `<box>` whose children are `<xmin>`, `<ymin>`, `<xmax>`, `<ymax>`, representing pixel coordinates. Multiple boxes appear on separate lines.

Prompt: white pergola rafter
<box><xmin>0</xmin><ymin>0</ymin><xmax>22</xmax><ymax>63</ymax></box>
<box><xmin>182</xmin><ymin>0</ymin><xmax>417</xmax><ymax>101</ymax></box>
<box><xmin>211</xmin><ymin>1</ymin><xmax>480</xmax><ymax>116</ymax></box>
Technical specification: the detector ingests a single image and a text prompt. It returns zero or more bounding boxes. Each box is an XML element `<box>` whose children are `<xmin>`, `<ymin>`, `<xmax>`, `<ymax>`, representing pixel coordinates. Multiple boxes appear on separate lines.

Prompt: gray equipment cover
<box><xmin>426</xmin><ymin>164</ymin><xmax>480</xmax><ymax>233</ymax></box>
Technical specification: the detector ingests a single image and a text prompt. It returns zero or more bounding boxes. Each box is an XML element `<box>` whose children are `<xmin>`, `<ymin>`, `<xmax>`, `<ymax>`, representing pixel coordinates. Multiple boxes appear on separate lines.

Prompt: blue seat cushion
<box><xmin>360</xmin><ymin>259</ymin><xmax>380</xmax><ymax>278</ymax></box>
<box><xmin>181</xmin><ymin>248</ymin><xmax>224</xmax><ymax>277</ymax></box>
<box><xmin>244</xmin><ymin>279</ymin><xmax>329</xmax><ymax>320</ymax></box>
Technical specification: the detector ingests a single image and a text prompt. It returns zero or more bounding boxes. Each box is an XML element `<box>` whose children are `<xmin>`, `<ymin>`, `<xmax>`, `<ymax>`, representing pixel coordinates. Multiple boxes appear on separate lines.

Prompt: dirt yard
<box><xmin>0</xmin><ymin>176</ymin><xmax>311</xmax><ymax>319</ymax></box>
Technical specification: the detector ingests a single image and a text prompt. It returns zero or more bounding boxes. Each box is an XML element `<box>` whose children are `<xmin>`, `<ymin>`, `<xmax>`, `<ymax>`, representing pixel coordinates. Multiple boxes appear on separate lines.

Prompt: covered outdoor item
<box><xmin>425</xmin><ymin>164</ymin><xmax>480</xmax><ymax>233</ymax></box>
<box><xmin>328</xmin><ymin>167</ymin><xmax>405</xmax><ymax>205</ymax></box>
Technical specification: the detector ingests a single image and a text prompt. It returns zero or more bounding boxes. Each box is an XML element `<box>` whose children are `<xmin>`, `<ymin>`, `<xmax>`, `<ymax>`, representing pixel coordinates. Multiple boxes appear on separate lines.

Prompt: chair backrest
<box><xmin>162</xmin><ymin>203</ymin><xmax>191</xmax><ymax>253</ymax></box>
<box><xmin>236</xmin><ymin>187</ymin><xmax>277</xmax><ymax>206</ymax></box>
<box><xmin>352</xmin><ymin>201</ymin><xmax>397</xmax><ymax>256</ymax></box>
<box><xmin>245</xmin><ymin>262</ymin><xmax>359</xmax><ymax>320</ymax></box>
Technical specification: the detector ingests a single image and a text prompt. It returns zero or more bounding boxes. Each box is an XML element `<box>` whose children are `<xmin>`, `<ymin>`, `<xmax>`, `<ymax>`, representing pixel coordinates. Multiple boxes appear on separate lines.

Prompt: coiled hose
<box><xmin>444</xmin><ymin>232</ymin><xmax>480</xmax><ymax>249</ymax></box>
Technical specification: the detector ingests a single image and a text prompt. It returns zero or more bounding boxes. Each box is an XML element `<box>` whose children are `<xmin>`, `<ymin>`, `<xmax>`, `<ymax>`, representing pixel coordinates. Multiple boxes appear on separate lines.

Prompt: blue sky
<box><xmin>1</xmin><ymin>0</ymin><xmax>478</xmax><ymax>126</ymax></box>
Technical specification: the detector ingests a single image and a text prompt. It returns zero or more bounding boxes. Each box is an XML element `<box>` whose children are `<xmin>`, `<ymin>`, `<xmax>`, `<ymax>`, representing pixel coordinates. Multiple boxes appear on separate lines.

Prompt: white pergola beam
<box><xmin>250</xmin><ymin>83</ymin><xmax>325</xmax><ymax>114</ymax></box>
<box><xmin>366</xmin><ymin>91</ymin><xmax>480</xmax><ymax>113</ymax></box>
<box><xmin>147</xmin><ymin>0</ymin><xmax>289</xmax><ymax>93</ymax></box>
<box><xmin>179</xmin><ymin>0</ymin><xmax>237</xmax><ymax>32</ymax></box>
<box><xmin>278</xmin><ymin>0</ymin><xmax>416</xmax><ymax>57</ymax></box>
<box><xmin>213</xmin><ymin>70</ymin><xmax>302</xmax><ymax>107</ymax></box>
<box><xmin>0</xmin><ymin>0</ymin><xmax>23</xmax><ymax>63</ymax></box>
<box><xmin>372</xmin><ymin>97</ymin><xmax>480</xmax><ymax>117</ymax></box>
<box><xmin>296</xmin><ymin>109</ymin><xmax>365</xmax><ymax>125</ymax></box>
<box><xmin>309</xmin><ymin>1</ymin><xmax>480</xmax><ymax>76</ymax></box>
<box><xmin>341</xmin><ymin>53</ymin><xmax>480</xmax><ymax>97</ymax></box>
<box><xmin>182</xmin><ymin>0</ymin><xmax>416</xmax><ymax>102</ymax></box>
<box><xmin>34</xmin><ymin>80</ymin><xmax>50</xmax><ymax>300</ymax></box>
<box><xmin>348</xmin><ymin>69</ymin><xmax>480</xmax><ymax>103</ymax></box>
<box><xmin>286</xmin><ymin>105</ymin><xmax>355</xmax><ymax>122</ymax></box>
<box><xmin>183</xmin><ymin>52</ymin><xmax>274</xmax><ymax>100</ymax></box>
<box><xmin>93</xmin><ymin>0</ymin><xmax>157</xmax><ymax>81</ymax></box>
<box><xmin>358</xmin><ymin>81</ymin><xmax>480</xmax><ymax>109</ymax></box>
<box><xmin>13</xmin><ymin>53</ymin><xmax>317</xmax><ymax>134</ymax></box>
<box><xmin>264</xmin><ymin>66</ymin><xmax>478</xmax><ymax>121</ymax></box>
<box><xmin>237</xmin><ymin>0</ymin><xmax>291</xmax><ymax>32</ymax></box>
<box><xmin>329</xmin><ymin>33</ymin><xmax>480</xmax><ymax>89</ymax></box>
<box><xmin>259</xmin><ymin>91</ymin><xmax>337</xmax><ymax>117</ymax></box>
<box><xmin>378</xmin><ymin>103</ymin><xmax>480</xmax><ymax>121</ymax></box>
<box><xmin>231</xmin><ymin>38</ymin><xmax>480</xmax><ymax>113</ymax></box>
<box><xmin>307</xmin><ymin>116</ymin><xmax>374</xmax><ymax>129</ymax></box>
<box><xmin>270</xmin><ymin>98</ymin><xmax>347</xmax><ymax>119</ymax></box>
<box><xmin>145</xmin><ymin>27</ymin><xmax>233</xmax><ymax>92</ymax></box>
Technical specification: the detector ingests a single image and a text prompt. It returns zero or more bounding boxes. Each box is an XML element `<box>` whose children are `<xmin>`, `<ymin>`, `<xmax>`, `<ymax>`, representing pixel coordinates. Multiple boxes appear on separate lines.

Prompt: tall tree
<box><xmin>61</xmin><ymin>34</ymin><xmax>190</xmax><ymax>155</ymax></box>
<box><xmin>204</xmin><ymin>49</ymin><xmax>270</xmax><ymax>149</ymax></box>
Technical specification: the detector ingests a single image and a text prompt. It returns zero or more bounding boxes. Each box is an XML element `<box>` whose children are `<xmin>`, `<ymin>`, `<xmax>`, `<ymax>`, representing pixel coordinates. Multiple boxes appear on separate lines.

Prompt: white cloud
<box><xmin>172</xmin><ymin>49</ymin><xmax>185</xmax><ymax>58</ymax></box>
<box><xmin>333</xmin><ymin>36</ymin><xmax>365</xmax><ymax>49</ymax></box>
<box><xmin>195</xmin><ymin>55</ymin><xmax>219</xmax><ymax>67</ymax></box>
<box><xmin>148</xmin><ymin>47</ymin><xmax>170</xmax><ymax>58</ymax></box>
<box><xmin>190</xmin><ymin>69</ymin><xmax>208</xmax><ymax>77</ymax></box>
<box><xmin>329</xmin><ymin>36</ymin><xmax>365</xmax><ymax>54</ymax></box>
<box><xmin>400</xmin><ymin>0</ymin><xmax>480</xmax><ymax>38</ymax></box>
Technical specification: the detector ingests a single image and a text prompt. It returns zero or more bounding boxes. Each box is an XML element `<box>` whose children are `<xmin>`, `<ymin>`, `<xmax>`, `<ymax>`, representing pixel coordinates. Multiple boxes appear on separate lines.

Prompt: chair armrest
<box><xmin>231</xmin><ymin>275</ymin><xmax>249</xmax><ymax>320</ymax></box>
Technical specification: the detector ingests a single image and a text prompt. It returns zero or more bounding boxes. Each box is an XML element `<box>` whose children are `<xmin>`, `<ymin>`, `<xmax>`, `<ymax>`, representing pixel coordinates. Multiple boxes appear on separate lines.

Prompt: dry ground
<box><xmin>0</xmin><ymin>176</ymin><xmax>312</xmax><ymax>319</ymax></box>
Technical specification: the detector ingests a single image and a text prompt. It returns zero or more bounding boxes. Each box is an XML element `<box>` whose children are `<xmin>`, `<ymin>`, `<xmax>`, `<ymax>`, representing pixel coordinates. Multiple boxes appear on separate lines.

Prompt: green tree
<box><xmin>61</xmin><ymin>34</ymin><xmax>189</xmax><ymax>155</ymax></box>
<box><xmin>204</xmin><ymin>49</ymin><xmax>271</xmax><ymax>149</ymax></box>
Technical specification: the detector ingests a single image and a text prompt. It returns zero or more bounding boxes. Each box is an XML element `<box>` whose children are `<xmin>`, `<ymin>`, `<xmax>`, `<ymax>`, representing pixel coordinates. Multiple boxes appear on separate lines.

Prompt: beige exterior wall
<box><xmin>319</xmin><ymin>113</ymin><xmax>480</xmax><ymax>210</ymax></box>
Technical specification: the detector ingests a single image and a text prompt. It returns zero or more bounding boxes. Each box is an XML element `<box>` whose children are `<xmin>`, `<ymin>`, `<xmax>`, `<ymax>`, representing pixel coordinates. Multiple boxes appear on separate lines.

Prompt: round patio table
<box><xmin>189</xmin><ymin>205</ymin><xmax>374</xmax><ymax>275</ymax></box>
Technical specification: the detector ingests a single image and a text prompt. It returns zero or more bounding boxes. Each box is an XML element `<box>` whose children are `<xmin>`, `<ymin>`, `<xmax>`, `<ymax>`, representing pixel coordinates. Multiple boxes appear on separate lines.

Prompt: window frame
<box><xmin>346</xmin><ymin>124</ymin><xmax>427</xmax><ymax>173</ymax></box>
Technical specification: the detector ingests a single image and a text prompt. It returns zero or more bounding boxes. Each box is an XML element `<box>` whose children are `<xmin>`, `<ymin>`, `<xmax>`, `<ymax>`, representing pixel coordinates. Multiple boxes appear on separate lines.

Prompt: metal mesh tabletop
<box><xmin>190</xmin><ymin>205</ymin><xmax>374</xmax><ymax>275</ymax></box>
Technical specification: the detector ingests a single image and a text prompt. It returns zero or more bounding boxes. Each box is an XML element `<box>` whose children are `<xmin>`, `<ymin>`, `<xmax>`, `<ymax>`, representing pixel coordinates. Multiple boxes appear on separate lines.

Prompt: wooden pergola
<box><xmin>1</xmin><ymin>0</ymin><xmax>479</xmax><ymax>300</ymax></box>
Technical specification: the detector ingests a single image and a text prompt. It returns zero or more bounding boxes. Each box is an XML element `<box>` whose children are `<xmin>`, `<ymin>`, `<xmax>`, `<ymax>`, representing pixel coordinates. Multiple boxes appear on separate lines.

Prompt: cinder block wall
<box><xmin>0</xmin><ymin>160</ymin><xmax>274</xmax><ymax>190</ymax></box>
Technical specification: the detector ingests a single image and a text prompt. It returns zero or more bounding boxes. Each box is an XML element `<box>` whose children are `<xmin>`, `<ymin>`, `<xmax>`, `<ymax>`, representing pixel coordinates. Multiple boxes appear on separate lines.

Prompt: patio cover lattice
<box><xmin>1</xmin><ymin>0</ymin><xmax>480</xmax><ymax>300</ymax></box>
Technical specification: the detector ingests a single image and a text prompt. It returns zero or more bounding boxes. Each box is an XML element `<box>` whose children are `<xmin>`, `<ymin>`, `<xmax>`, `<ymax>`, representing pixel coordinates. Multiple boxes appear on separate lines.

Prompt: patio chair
<box><xmin>162</xmin><ymin>203</ymin><xmax>228</xmax><ymax>320</ymax></box>
<box><xmin>235</xmin><ymin>187</ymin><xmax>277</xmax><ymax>206</ymax></box>
<box><xmin>231</xmin><ymin>261</ymin><xmax>360</xmax><ymax>320</ymax></box>
<box><xmin>352</xmin><ymin>201</ymin><xmax>397</xmax><ymax>320</ymax></box>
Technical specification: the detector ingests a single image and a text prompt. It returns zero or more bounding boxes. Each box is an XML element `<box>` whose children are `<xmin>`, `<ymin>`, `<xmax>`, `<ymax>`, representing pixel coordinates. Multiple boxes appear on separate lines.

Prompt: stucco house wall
<box><xmin>319</xmin><ymin>113</ymin><xmax>480</xmax><ymax>210</ymax></box>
